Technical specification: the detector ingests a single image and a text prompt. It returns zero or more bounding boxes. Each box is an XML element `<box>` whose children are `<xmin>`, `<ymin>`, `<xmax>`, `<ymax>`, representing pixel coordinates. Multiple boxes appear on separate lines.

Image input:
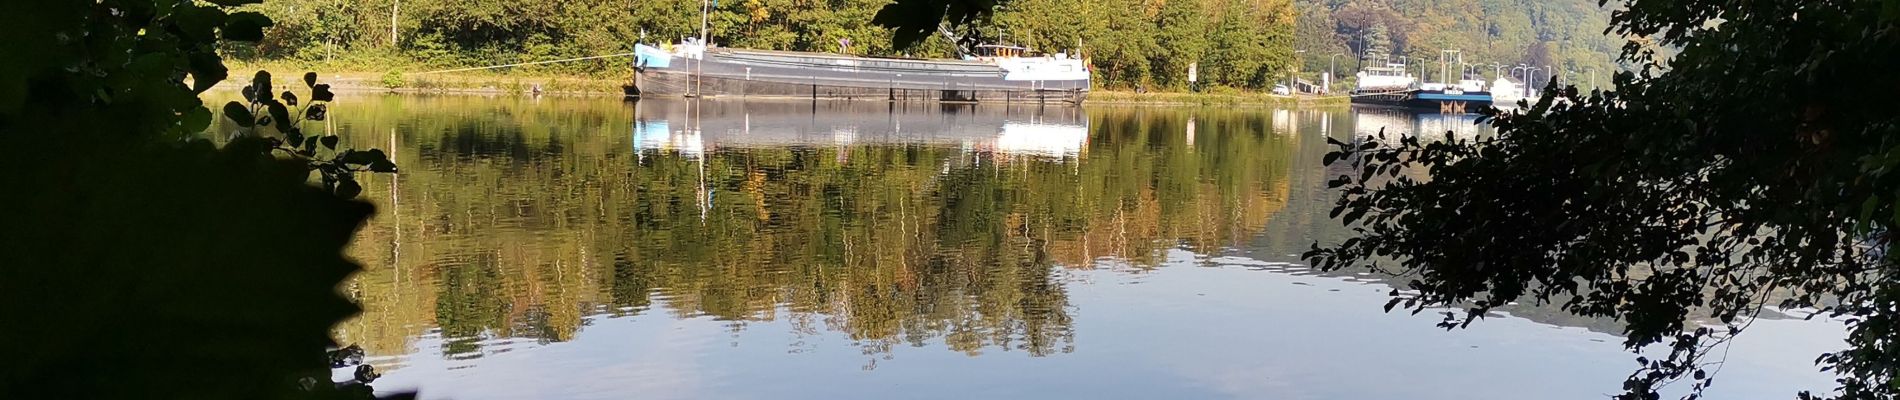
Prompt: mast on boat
<box><xmin>696</xmin><ymin>0</ymin><xmax>709</xmax><ymax>97</ymax></box>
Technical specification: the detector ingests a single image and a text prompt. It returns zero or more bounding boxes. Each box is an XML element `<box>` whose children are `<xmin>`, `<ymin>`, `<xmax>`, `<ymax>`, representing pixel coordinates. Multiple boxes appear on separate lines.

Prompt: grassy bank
<box><xmin>224</xmin><ymin>59</ymin><xmax>630</xmax><ymax>95</ymax></box>
<box><xmin>222</xmin><ymin>60</ymin><xmax>1350</xmax><ymax>107</ymax></box>
<box><xmin>1086</xmin><ymin>90</ymin><xmax>1349</xmax><ymax>108</ymax></box>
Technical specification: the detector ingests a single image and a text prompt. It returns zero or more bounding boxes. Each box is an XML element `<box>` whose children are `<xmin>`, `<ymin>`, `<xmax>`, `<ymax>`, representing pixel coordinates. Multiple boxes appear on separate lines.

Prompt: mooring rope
<box><xmin>413</xmin><ymin>52</ymin><xmax>637</xmax><ymax>75</ymax></box>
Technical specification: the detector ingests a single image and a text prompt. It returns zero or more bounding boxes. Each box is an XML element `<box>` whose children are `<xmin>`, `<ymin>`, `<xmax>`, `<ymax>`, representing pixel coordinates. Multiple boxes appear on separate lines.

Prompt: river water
<box><xmin>296</xmin><ymin>95</ymin><xmax>1843</xmax><ymax>399</ymax></box>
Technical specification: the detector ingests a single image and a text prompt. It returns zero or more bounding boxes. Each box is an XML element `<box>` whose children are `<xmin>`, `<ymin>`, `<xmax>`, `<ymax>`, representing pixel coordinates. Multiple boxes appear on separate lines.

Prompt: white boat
<box><xmin>1353</xmin><ymin>63</ymin><xmax>1417</xmax><ymax>94</ymax></box>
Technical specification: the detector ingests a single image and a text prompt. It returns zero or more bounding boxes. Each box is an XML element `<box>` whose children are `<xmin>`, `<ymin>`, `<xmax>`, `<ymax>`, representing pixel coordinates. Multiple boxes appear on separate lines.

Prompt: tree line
<box><xmin>1296</xmin><ymin>0</ymin><xmax>1625</xmax><ymax>89</ymax></box>
<box><xmin>230</xmin><ymin>0</ymin><xmax>1294</xmax><ymax>90</ymax></box>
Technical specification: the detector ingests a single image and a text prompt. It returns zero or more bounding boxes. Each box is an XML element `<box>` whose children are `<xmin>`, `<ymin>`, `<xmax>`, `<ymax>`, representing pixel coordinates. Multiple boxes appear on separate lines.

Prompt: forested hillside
<box><xmin>1296</xmin><ymin>0</ymin><xmax>1624</xmax><ymax>88</ymax></box>
<box><xmin>231</xmin><ymin>0</ymin><xmax>1293</xmax><ymax>90</ymax></box>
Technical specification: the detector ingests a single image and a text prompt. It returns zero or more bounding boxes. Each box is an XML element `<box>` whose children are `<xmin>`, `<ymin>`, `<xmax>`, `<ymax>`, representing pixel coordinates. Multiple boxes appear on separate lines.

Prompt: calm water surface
<box><xmin>292</xmin><ymin>95</ymin><xmax>1843</xmax><ymax>399</ymax></box>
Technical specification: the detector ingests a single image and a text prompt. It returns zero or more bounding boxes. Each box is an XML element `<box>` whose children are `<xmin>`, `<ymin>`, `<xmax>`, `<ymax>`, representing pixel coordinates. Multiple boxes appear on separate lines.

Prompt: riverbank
<box><xmin>221</xmin><ymin>62</ymin><xmax>1349</xmax><ymax>107</ymax></box>
<box><xmin>1086</xmin><ymin>90</ymin><xmax>1350</xmax><ymax>108</ymax></box>
<box><xmin>220</xmin><ymin>61</ymin><xmax>631</xmax><ymax>95</ymax></box>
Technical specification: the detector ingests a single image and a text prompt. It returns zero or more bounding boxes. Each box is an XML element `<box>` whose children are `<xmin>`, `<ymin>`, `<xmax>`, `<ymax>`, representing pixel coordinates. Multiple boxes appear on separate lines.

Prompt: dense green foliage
<box><xmin>1307</xmin><ymin>0</ymin><xmax>1900</xmax><ymax>399</ymax></box>
<box><xmin>1298</xmin><ymin>0</ymin><xmax>1624</xmax><ymax>87</ymax></box>
<box><xmin>0</xmin><ymin>0</ymin><xmax>398</xmax><ymax>398</ymax></box>
<box><xmin>231</xmin><ymin>0</ymin><xmax>1293</xmax><ymax>90</ymax></box>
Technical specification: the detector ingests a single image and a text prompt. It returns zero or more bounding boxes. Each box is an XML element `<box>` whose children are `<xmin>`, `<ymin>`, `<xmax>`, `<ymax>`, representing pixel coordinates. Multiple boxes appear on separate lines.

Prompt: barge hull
<box><xmin>636</xmin><ymin>49</ymin><xmax>1089</xmax><ymax>104</ymax></box>
<box><xmin>1350</xmin><ymin>90</ymin><xmax>1494</xmax><ymax>112</ymax></box>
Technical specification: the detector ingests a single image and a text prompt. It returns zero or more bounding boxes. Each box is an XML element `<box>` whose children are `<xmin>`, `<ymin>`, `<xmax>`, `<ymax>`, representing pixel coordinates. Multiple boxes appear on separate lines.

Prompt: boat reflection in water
<box><xmin>630</xmin><ymin>100</ymin><xmax>1089</xmax><ymax>161</ymax></box>
<box><xmin>1349</xmin><ymin>105</ymin><xmax>1488</xmax><ymax>143</ymax></box>
<box><xmin>625</xmin><ymin>100</ymin><xmax>1091</xmax><ymax>221</ymax></box>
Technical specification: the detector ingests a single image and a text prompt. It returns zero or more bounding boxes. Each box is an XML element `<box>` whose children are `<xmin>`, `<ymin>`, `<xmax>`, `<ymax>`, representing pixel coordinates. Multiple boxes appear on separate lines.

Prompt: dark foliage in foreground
<box><xmin>1307</xmin><ymin>0</ymin><xmax>1900</xmax><ymax>399</ymax></box>
<box><xmin>0</xmin><ymin>0</ymin><xmax>400</xmax><ymax>398</ymax></box>
<box><xmin>873</xmin><ymin>0</ymin><xmax>1002</xmax><ymax>49</ymax></box>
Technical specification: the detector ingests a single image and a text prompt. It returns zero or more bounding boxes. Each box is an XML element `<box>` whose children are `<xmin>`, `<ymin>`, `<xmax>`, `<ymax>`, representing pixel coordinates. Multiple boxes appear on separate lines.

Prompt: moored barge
<box><xmin>631</xmin><ymin>40</ymin><xmax>1091</xmax><ymax>103</ymax></box>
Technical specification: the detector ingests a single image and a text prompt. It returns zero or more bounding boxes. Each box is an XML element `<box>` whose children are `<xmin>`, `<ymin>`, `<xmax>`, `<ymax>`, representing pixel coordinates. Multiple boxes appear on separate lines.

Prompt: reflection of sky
<box><xmin>994</xmin><ymin>122</ymin><xmax>1088</xmax><ymax>159</ymax></box>
<box><xmin>631</xmin><ymin>120</ymin><xmax>704</xmax><ymax>159</ymax></box>
<box><xmin>371</xmin><ymin>247</ymin><xmax>1840</xmax><ymax>400</ymax></box>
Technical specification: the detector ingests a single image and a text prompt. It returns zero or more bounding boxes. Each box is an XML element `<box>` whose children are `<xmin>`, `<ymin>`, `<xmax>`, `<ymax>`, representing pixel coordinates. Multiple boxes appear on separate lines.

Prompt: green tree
<box><xmin>1308</xmin><ymin>0</ymin><xmax>1900</xmax><ymax>399</ymax></box>
<box><xmin>1296</xmin><ymin>0</ymin><xmax>1351</xmax><ymax>78</ymax></box>
<box><xmin>1308</xmin><ymin>0</ymin><xmax>1622</xmax><ymax>82</ymax></box>
<box><xmin>1148</xmin><ymin>0</ymin><xmax>1208</xmax><ymax>89</ymax></box>
<box><xmin>0</xmin><ymin>0</ymin><xmax>398</xmax><ymax>398</ymax></box>
<box><xmin>1205</xmin><ymin>0</ymin><xmax>1294</xmax><ymax>89</ymax></box>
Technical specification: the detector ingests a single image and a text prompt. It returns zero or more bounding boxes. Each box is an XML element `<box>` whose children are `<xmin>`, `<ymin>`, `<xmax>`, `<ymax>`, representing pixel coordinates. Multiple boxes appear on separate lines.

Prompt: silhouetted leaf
<box><xmin>221</xmin><ymin>11</ymin><xmax>272</xmax><ymax>42</ymax></box>
<box><xmin>310</xmin><ymin>84</ymin><xmax>334</xmax><ymax>102</ymax></box>
<box><xmin>335</xmin><ymin>177</ymin><xmax>362</xmax><ymax>198</ymax></box>
<box><xmin>282</xmin><ymin>91</ymin><xmax>298</xmax><ymax>107</ymax></box>
<box><xmin>180</xmin><ymin>106</ymin><xmax>213</xmax><ymax>132</ymax></box>
<box><xmin>303</xmin><ymin>72</ymin><xmax>318</xmax><ymax>88</ymax></box>
<box><xmin>187</xmin><ymin>53</ymin><xmax>227</xmax><ymax>93</ymax></box>
<box><xmin>222</xmin><ymin>102</ymin><xmax>254</xmax><ymax>128</ymax></box>
<box><xmin>367</xmin><ymin>159</ymin><xmax>397</xmax><ymax>173</ymax></box>
<box><xmin>304</xmin><ymin>104</ymin><xmax>327</xmax><ymax>121</ymax></box>
<box><xmin>268</xmin><ymin>102</ymin><xmax>291</xmax><ymax>130</ymax></box>
<box><xmin>1327</xmin><ymin>176</ymin><xmax>1351</xmax><ymax>189</ymax></box>
<box><xmin>320</xmin><ymin>135</ymin><xmax>338</xmax><ymax>150</ymax></box>
<box><xmin>170</xmin><ymin>5</ymin><xmax>224</xmax><ymax>42</ymax></box>
<box><xmin>252</xmin><ymin>71</ymin><xmax>273</xmax><ymax>101</ymax></box>
<box><xmin>341</xmin><ymin>149</ymin><xmax>383</xmax><ymax>166</ymax></box>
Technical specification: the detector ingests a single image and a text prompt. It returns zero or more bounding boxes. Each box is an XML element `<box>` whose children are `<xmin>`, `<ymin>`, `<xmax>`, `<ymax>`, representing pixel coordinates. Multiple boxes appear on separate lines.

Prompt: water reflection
<box><xmin>1347</xmin><ymin>106</ymin><xmax>1487</xmax><ymax>141</ymax></box>
<box><xmin>336</xmin><ymin>98</ymin><xmax>1294</xmax><ymax>365</ymax></box>
<box><xmin>632</xmin><ymin>101</ymin><xmax>1090</xmax><ymax>159</ymax></box>
<box><xmin>304</xmin><ymin>96</ymin><xmax>1838</xmax><ymax>399</ymax></box>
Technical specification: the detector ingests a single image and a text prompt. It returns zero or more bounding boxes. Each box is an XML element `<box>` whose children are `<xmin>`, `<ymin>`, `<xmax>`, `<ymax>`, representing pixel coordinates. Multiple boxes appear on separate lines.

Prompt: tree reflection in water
<box><xmin>320</xmin><ymin>98</ymin><xmax>1297</xmax><ymax>370</ymax></box>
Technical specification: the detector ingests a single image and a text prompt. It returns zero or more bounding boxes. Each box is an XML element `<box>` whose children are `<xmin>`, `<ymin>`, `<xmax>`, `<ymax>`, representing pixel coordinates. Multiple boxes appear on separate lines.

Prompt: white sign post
<box><xmin>1187</xmin><ymin>63</ymin><xmax>1198</xmax><ymax>90</ymax></box>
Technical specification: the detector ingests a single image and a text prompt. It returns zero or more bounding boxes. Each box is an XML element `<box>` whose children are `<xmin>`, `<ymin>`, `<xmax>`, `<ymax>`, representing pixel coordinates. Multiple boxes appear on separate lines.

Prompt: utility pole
<box><xmin>1439</xmin><ymin>50</ymin><xmax>1460</xmax><ymax>86</ymax></box>
<box><xmin>389</xmin><ymin>0</ymin><xmax>399</xmax><ymax>47</ymax></box>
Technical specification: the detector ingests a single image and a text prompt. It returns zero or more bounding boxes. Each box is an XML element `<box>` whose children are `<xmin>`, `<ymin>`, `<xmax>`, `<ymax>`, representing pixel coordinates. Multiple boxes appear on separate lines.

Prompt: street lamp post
<box><xmin>1292</xmin><ymin>50</ymin><xmax>1307</xmax><ymax>94</ymax></box>
<box><xmin>1523</xmin><ymin>65</ymin><xmax>1540</xmax><ymax>98</ymax></box>
<box><xmin>1328</xmin><ymin>53</ymin><xmax>1343</xmax><ymax>93</ymax></box>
